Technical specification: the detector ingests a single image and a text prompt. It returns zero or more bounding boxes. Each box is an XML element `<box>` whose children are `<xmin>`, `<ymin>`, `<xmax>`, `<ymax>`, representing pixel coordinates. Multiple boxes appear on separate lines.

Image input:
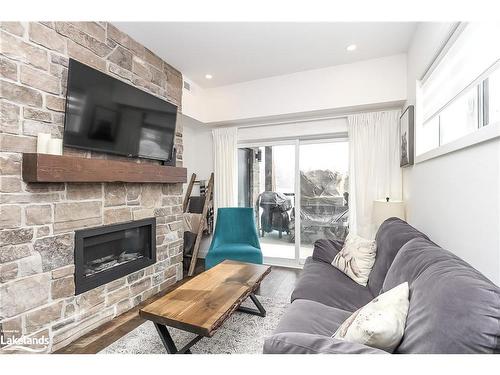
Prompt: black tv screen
<box><xmin>63</xmin><ymin>59</ymin><xmax>177</xmax><ymax>162</ymax></box>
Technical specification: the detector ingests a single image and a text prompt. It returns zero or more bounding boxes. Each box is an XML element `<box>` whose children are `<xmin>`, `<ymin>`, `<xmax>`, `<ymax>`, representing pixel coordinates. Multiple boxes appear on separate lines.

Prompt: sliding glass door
<box><xmin>298</xmin><ymin>140</ymin><xmax>349</xmax><ymax>261</ymax></box>
<box><xmin>238</xmin><ymin>138</ymin><xmax>348</xmax><ymax>267</ymax></box>
<box><xmin>237</xmin><ymin>142</ymin><xmax>297</xmax><ymax>266</ymax></box>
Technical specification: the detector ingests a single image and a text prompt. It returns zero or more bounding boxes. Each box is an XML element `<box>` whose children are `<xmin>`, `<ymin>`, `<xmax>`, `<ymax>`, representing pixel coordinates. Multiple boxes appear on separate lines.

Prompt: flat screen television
<box><xmin>63</xmin><ymin>59</ymin><xmax>177</xmax><ymax>163</ymax></box>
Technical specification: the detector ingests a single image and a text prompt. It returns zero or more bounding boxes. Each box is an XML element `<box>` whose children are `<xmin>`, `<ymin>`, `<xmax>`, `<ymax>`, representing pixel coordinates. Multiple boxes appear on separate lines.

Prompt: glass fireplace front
<box><xmin>74</xmin><ymin>218</ymin><xmax>156</xmax><ymax>294</ymax></box>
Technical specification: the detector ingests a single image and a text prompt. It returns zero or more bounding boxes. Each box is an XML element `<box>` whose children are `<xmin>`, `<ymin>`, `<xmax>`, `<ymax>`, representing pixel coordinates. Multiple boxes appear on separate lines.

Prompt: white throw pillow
<box><xmin>332</xmin><ymin>232</ymin><xmax>376</xmax><ymax>286</ymax></box>
<box><xmin>333</xmin><ymin>282</ymin><xmax>410</xmax><ymax>352</ymax></box>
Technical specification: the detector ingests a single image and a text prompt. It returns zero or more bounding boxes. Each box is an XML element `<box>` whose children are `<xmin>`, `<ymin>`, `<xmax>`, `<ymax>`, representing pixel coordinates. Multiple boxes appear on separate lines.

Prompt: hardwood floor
<box><xmin>55</xmin><ymin>262</ymin><xmax>301</xmax><ymax>354</ymax></box>
<box><xmin>257</xmin><ymin>266</ymin><xmax>301</xmax><ymax>301</ymax></box>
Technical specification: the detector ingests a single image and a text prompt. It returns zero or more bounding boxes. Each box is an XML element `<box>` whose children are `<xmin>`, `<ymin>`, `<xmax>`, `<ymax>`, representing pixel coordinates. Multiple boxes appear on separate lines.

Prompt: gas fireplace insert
<box><xmin>74</xmin><ymin>218</ymin><xmax>156</xmax><ymax>295</ymax></box>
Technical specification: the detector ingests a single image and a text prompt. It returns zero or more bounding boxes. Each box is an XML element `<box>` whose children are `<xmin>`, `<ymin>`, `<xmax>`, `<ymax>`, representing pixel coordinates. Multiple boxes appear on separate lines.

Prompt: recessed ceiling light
<box><xmin>346</xmin><ymin>44</ymin><xmax>357</xmax><ymax>52</ymax></box>
<box><xmin>205</xmin><ymin>74</ymin><xmax>213</xmax><ymax>80</ymax></box>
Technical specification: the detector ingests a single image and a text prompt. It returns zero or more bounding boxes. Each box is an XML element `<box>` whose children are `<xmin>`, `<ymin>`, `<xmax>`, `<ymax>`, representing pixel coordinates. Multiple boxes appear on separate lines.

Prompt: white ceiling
<box><xmin>114</xmin><ymin>22</ymin><xmax>418</xmax><ymax>88</ymax></box>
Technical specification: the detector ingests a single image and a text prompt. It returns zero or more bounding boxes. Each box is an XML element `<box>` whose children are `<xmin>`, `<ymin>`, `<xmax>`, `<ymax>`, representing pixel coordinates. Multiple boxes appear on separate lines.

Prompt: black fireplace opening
<box><xmin>74</xmin><ymin>218</ymin><xmax>156</xmax><ymax>295</ymax></box>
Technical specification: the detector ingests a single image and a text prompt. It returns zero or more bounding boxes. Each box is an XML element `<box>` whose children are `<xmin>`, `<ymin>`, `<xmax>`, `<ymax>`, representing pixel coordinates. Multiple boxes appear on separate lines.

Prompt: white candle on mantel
<box><xmin>48</xmin><ymin>138</ymin><xmax>63</xmax><ymax>156</ymax></box>
<box><xmin>37</xmin><ymin>133</ymin><xmax>51</xmax><ymax>154</ymax></box>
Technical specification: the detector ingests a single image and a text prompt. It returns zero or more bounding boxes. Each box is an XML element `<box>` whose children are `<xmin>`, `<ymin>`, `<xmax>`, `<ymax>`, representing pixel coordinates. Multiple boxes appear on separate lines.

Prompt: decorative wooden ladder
<box><xmin>183</xmin><ymin>172</ymin><xmax>214</xmax><ymax>276</ymax></box>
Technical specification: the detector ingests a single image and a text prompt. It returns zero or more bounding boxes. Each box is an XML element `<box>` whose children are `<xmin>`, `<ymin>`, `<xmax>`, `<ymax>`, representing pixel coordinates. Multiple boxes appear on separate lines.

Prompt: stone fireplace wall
<box><xmin>0</xmin><ymin>22</ymin><xmax>184</xmax><ymax>353</ymax></box>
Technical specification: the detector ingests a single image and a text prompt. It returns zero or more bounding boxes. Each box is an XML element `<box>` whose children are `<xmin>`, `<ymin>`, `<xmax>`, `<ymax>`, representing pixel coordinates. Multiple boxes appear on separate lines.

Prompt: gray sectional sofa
<box><xmin>264</xmin><ymin>218</ymin><xmax>500</xmax><ymax>354</ymax></box>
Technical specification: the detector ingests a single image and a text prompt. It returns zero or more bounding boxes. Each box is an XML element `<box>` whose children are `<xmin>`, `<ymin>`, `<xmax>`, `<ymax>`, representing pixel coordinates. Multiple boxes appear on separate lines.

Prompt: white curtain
<box><xmin>212</xmin><ymin>127</ymin><xmax>238</xmax><ymax>211</ymax></box>
<box><xmin>348</xmin><ymin>110</ymin><xmax>402</xmax><ymax>239</ymax></box>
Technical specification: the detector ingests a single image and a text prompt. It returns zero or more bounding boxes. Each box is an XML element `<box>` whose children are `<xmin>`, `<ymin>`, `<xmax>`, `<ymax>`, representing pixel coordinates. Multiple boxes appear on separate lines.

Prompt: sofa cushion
<box><xmin>383</xmin><ymin>237</ymin><xmax>500</xmax><ymax>354</ymax></box>
<box><xmin>312</xmin><ymin>238</ymin><xmax>343</xmax><ymax>264</ymax></box>
<box><xmin>264</xmin><ymin>332</ymin><xmax>387</xmax><ymax>354</ymax></box>
<box><xmin>332</xmin><ymin>233</ymin><xmax>377</xmax><ymax>286</ymax></box>
<box><xmin>291</xmin><ymin>257</ymin><xmax>374</xmax><ymax>311</ymax></box>
<box><xmin>368</xmin><ymin>218</ymin><xmax>428</xmax><ymax>296</ymax></box>
<box><xmin>273</xmin><ymin>299</ymin><xmax>351</xmax><ymax>336</ymax></box>
<box><xmin>333</xmin><ymin>282</ymin><xmax>410</xmax><ymax>353</ymax></box>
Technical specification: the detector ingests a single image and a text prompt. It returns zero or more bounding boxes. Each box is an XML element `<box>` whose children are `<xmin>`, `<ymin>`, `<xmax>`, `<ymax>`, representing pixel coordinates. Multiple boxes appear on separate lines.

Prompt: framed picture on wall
<box><xmin>399</xmin><ymin>105</ymin><xmax>414</xmax><ymax>167</ymax></box>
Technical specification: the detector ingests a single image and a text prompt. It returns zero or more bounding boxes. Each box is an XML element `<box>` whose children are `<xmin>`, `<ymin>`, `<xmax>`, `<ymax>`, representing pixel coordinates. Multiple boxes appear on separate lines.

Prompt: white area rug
<box><xmin>100</xmin><ymin>296</ymin><xmax>288</xmax><ymax>354</ymax></box>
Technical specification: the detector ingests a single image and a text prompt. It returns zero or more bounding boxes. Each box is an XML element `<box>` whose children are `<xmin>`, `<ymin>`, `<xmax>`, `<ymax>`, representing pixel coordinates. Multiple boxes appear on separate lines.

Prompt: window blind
<box><xmin>422</xmin><ymin>22</ymin><xmax>500</xmax><ymax>123</ymax></box>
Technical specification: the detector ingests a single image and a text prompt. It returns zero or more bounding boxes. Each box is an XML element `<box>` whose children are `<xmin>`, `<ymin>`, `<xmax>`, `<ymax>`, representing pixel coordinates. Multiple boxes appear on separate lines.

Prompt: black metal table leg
<box><xmin>154</xmin><ymin>323</ymin><xmax>203</xmax><ymax>354</ymax></box>
<box><xmin>237</xmin><ymin>293</ymin><xmax>266</xmax><ymax>317</ymax></box>
<box><xmin>153</xmin><ymin>293</ymin><xmax>265</xmax><ymax>354</ymax></box>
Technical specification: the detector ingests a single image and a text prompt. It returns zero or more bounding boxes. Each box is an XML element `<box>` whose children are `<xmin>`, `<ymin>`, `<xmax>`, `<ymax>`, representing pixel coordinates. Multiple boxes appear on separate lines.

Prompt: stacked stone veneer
<box><xmin>0</xmin><ymin>22</ymin><xmax>185</xmax><ymax>353</ymax></box>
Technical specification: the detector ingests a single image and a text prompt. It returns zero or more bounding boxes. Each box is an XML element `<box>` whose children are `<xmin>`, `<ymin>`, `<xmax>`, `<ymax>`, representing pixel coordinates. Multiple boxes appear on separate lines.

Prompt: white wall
<box><xmin>180</xmin><ymin>114</ymin><xmax>214</xmax><ymax>259</ymax></box>
<box><xmin>181</xmin><ymin>115</ymin><xmax>213</xmax><ymax>195</ymax></box>
<box><xmin>404</xmin><ymin>23</ymin><xmax>500</xmax><ymax>284</ymax></box>
<box><xmin>181</xmin><ymin>80</ymin><xmax>209</xmax><ymax>123</ymax></box>
<box><xmin>184</xmin><ymin>54</ymin><xmax>407</xmax><ymax>124</ymax></box>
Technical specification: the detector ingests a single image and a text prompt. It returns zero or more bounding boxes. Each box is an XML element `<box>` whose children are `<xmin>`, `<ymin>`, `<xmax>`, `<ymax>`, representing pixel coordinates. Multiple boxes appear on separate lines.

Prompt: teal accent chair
<box><xmin>205</xmin><ymin>207</ymin><xmax>263</xmax><ymax>269</ymax></box>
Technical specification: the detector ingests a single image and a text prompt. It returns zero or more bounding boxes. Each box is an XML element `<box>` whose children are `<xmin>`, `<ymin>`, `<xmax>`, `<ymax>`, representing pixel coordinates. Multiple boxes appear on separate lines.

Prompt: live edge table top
<box><xmin>139</xmin><ymin>260</ymin><xmax>271</xmax><ymax>337</ymax></box>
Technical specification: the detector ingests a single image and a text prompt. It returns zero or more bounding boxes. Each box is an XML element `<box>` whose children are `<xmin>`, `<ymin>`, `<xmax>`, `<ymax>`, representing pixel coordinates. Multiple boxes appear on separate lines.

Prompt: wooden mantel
<box><xmin>22</xmin><ymin>153</ymin><xmax>187</xmax><ymax>184</ymax></box>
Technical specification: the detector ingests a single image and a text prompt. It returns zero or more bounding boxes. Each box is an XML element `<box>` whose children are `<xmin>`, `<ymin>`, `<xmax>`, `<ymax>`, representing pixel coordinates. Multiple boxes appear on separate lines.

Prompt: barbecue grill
<box><xmin>257</xmin><ymin>191</ymin><xmax>292</xmax><ymax>238</ymax></box>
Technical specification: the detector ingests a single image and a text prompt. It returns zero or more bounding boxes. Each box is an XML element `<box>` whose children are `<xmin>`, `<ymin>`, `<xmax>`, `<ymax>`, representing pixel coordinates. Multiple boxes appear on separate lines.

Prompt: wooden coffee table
<box><xmin>139</xmin><ymin>260</ymin><xmax>271</xmax><ymax>354</ymax></box>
